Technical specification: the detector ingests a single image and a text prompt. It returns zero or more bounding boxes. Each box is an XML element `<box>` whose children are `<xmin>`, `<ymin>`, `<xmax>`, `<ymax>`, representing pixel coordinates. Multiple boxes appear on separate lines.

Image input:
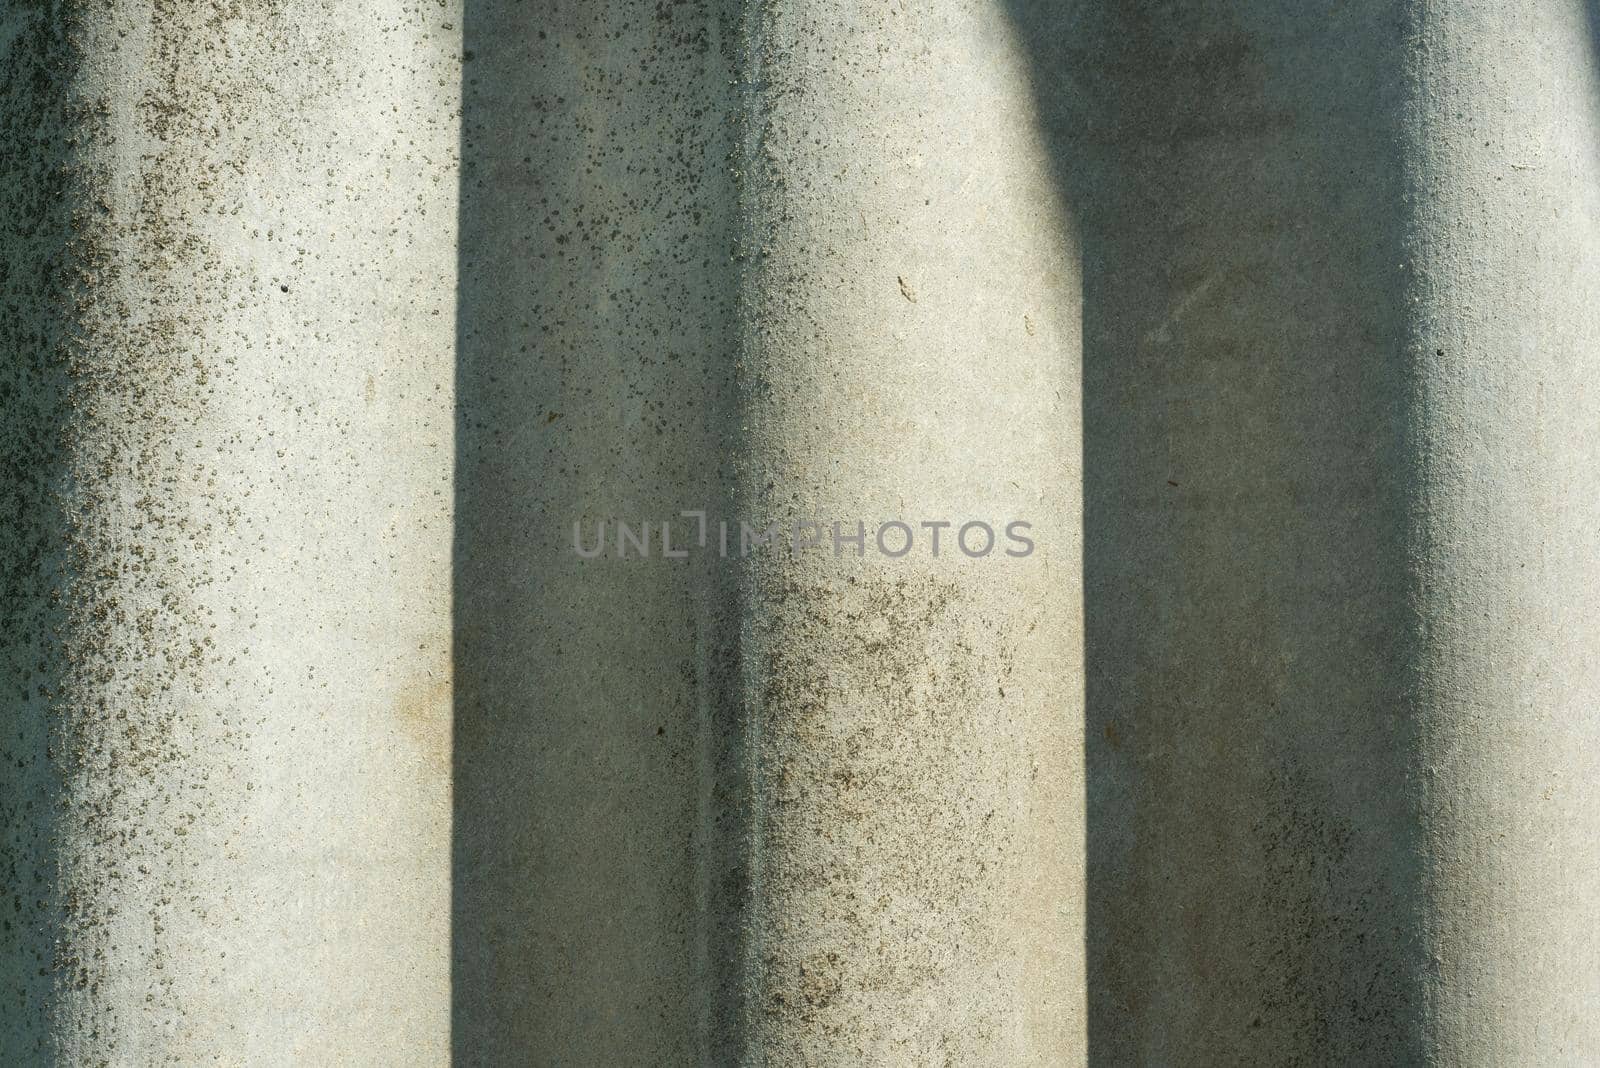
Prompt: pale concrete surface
<box><xmin>1</xmin><ymin>1</ymin><xmax>459</xmax><ymax>1062</ymax></box>
<box><xmin>1402</xmin><ymin>2</ymin><xmax>1600</xmax><ymax>1061</ymax></box>
<box><xmin>728</xmin><ymin>0</ymin><xmax>1084</xmax><ymax>1061</ymax></box>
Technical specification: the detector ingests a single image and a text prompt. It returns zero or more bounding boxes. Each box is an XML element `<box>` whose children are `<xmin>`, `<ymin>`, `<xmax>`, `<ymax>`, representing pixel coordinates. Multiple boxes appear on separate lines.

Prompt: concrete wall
<box><xmin>452</xmin><ymin>0</ymin><xmax>735</xmax><ymax>1060</ymax></box>
<box><xmin>4</xmin><ymin>0</ymin><xmax>1600</xmax><ymax>1064</ymax></box>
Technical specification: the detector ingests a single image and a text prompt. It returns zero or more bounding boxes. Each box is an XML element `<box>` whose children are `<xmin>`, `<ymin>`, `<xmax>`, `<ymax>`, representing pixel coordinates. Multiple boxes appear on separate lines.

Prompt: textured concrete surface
<box><xmin>1004</xmin><ymin>3</ymin><xmax>1426</xmax><ymax>1059</ymax></box>
<box><xmin>729</xmin><ymin>1</ymin><xmax>1084</xmax><ymax>1061</ymax></box>
<box><xmin>1</xmin><ymin>1</ymin><xmax>459</xmax><ymax>1061</ymax></box>
<box><xmin>7</xmin><ymin>0</ymin><xmax>1600</xmax><ymax>1064</ymax></box>
<box><xmin>1005</xmin><ymin>0</ymin><xmax>1600</xmax><ymax>1062</ymax></box>
<box><xmin>453</xmin><ymin>0</ymin><xmax>737</xmax><ymax>1061</ymax></box>
<box><xmin>455</xmin><ymin>0</ymin><xmax>1082</xmax><ymax>1062</ymax></box>
<box><xmin>1401</xmin><ymin>2</ymin><xmax>1600</xmax><ymax>1060</ymax></box>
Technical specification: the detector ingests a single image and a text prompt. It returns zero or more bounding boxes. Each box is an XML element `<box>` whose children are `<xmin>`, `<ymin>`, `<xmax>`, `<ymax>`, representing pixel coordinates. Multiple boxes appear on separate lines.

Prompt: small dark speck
<box><xmin>1166</xmin><ymin>480</ymin><xmax>1178</xmax><ymax>487</ymax></box>
<box><xmin>545</xmin><ymin>411</ymin><xmax>562</xmax><ymax>424</ymax></box>
<box><xmin>656</xmin><ymin>726</ymin><xmax>665</xmax><ymax>736</ymax></box>
<box><xmin>280</xmin><ymin>285</ymin><xmax>289</xmax><ymax>293</ymax></box>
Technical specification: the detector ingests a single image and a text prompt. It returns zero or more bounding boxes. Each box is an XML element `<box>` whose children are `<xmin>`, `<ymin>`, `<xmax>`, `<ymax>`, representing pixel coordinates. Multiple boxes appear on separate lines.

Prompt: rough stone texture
<box><xmin>1</xmin><ymin>1</ymin><xmax>459</xmax><ymax>1062</ymax></box>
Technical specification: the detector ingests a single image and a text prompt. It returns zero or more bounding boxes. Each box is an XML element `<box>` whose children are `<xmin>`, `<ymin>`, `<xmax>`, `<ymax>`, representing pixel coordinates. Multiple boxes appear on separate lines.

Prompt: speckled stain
<box><xmin>748</xmin><ymin>572</ymin><xmax>1021</xmax><ymax>1061</ymax></box>
<box><xmin>0</xmin><ymin>0</ymin><xmax>247</xmax><ymax>1054</ymax></box>
<box><xmin>2</xmin><ymin>6</ymin><xmax>89</xmax><ymax>1060</ymax></box>
<box><xmin>4</xmin><ymin>0</ymin><xmax>458</xmax><ymax>1062</ymax></box>
<box><xmin>725</xmin><ymin>1</ymin><xmax>1084</xmax><ymax>1062</ymax></box>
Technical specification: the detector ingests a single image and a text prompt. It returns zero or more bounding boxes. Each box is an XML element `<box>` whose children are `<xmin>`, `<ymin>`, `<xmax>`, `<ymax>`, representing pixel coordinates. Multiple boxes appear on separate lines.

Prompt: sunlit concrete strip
<box><xmin>728</xmin><ymin>2</ymin><xmax>1085</xmax><ymax>1061</ymax></box>
<box><xmin>1403</xmin><ymin>1</ymin><xmax>1600</xmax><ymax>1060</ymax></box>
<box><xmin>0</xmin><ymin>2</ymin><xmax>459</xmax><ymax>1061</ymax></box>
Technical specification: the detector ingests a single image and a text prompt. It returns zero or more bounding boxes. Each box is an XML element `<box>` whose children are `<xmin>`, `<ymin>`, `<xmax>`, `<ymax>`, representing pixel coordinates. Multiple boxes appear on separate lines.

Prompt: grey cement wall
<box><xmin>5</xmin><ymin>0</ymin><xmax>1600</xmax><ymax>1065</ymax></box>
<box><xmin>1005</xmin><ymin>2</ymin><xmax>1427</xmax><ymax>1060</ymax></box>
<box><xmin>452</xmin><ymin>0</ymin><xmax>735</xmax><ymax>1061</ymax></box>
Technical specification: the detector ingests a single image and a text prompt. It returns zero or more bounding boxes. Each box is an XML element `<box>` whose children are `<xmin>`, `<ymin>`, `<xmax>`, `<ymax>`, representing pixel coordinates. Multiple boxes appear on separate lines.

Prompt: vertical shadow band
<box><xmin>1000</xmin><ymin>1</ymin><xmax>1426</xmax><ymax>1061</ymax></box>
<box><xmin>452</xmin><ymin>1</ymin><xmax>741</xmax><ymax>1061</ymax></box>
